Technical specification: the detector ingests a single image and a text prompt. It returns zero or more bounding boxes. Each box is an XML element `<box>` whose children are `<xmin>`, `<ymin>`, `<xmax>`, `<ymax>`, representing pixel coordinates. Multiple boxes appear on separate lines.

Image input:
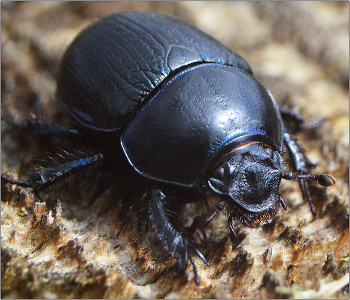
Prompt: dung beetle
<box><xmin>2</xmin><ymin>12</ymin><xmax>335</xmax><ymax>285</ymax></box>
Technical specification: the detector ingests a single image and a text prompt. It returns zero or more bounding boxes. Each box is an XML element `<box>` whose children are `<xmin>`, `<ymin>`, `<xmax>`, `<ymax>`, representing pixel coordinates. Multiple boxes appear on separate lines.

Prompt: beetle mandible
<box><xmin>2</xmin><ymin>12</ymin><xmax>335</xmax><ymax>285</ymax></box>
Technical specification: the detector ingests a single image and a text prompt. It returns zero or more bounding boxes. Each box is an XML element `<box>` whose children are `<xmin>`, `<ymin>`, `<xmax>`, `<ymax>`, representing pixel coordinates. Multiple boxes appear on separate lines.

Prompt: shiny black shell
<box><xmin>56</xmin><ymin>12</ymin><xmax>283</xmax><ymax>187</ymax></box>
<box><xmin>57</xmin><ymin>12</ymin><xmax>252</xmax><ymax>131</ymax></box>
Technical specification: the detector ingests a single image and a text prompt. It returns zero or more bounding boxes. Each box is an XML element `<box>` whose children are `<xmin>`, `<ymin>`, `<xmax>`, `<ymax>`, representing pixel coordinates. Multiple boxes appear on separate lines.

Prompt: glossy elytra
<box><xmin>2</xmin><ymin>12</ymin><xmax>335</xmax><ymax>285</ymax></box>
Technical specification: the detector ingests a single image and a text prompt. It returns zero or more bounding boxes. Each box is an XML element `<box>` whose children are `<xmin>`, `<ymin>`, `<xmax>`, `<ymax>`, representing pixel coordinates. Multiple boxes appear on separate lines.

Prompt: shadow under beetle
<box><xmin>2</xmin><ymin>12</ymin><xmax>335</xmax><ymax>285</ymax></box>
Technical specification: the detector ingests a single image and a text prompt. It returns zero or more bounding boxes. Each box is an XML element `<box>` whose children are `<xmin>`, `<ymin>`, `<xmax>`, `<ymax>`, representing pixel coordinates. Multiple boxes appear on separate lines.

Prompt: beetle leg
<box><xmin>2</xmin><ymin>97</ymin><xmax>81</xmax><ymax>140</ymax></box>
<box><xmin>280</xmin><ymin>106</ymin><xmax>327</xmax><ymax>134</ymax></box>
<box><xmin>148</xmin><ymin>189</ymin><xmax>207</xmax><ymax>285</ymax></box>
<box><xmin>2</xmin><ymin>113</ymin><xmax>81</xmax><ymax>141</ymax></box>
<box><xmin>24</xmin><ymin>115</ymin><xmax>81</xmax><ymax>139</ymax></box>
<box><xmin>192</xmin><ymin>200</ymin><xmax>227</xmax><ymax>243</ymax></box>
<box><xmin>2</xmin><ymin>150</ymin><xmax>104</xmax><ymax>194</ymax></box>
<box><xmin>282</xmin><ymin>132</ymin><xmax>335</xmax><ymax>217</ymax></box>
<box><xmin>1</xmin><ymin>175</ymin><xmax>33</xmax><ymax>188</ymax></box>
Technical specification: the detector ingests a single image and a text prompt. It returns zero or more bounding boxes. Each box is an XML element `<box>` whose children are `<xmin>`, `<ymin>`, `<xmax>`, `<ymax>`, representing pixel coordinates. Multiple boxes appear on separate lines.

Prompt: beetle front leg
<box><xmin>148</xmin><ymin>189</ymin><xmax>207</xmax><ymax>285</ymax></box>
<box><xmin>190</xmin><ymin>200</ymin><xmax>231</xmax><ymax>243</ymax></box>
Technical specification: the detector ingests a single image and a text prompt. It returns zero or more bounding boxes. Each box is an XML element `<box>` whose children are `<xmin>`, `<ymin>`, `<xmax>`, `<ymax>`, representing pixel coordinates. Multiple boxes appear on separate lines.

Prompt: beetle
<box><xmin>2</xmin><ymin>12</ymin><xmax>335</xmax><ymax>285</ymax></box>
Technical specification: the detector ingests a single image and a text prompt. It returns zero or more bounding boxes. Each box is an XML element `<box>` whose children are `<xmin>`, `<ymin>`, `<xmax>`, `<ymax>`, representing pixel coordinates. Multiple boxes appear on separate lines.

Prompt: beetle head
<box><xmin>208</xmin><ymin>143</ymin><xmax>284</xmax><ymax>228</ymax></box>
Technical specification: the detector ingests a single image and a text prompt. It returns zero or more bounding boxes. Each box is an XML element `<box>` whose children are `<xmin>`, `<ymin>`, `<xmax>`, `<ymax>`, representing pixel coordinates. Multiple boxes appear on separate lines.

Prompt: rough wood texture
<box><xmin>2</xmin><ymin>2</ymin><xmax>349</xmax><ymax>298</ymax></box>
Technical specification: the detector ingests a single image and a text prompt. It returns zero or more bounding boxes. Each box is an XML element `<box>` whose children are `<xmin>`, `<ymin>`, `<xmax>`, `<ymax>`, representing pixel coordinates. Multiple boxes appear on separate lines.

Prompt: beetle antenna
<box><xmin>282</xmin><ymin>172</ymin><xmax>336</xmax><ymax>187</ymax></box>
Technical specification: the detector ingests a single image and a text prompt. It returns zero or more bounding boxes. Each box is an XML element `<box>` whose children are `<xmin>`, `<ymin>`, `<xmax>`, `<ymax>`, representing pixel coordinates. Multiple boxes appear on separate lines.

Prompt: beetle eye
<box><xmin>265</xmin><ymin>147</ymin><xmax>273</xmax><ymax>158</ymax></box>
<box><xmin>212</xmin><ymin>166</ymin><xmax>225</xmax><ymax>181</ymax></box>
<box><xmin>209</xmin><ymin>162</ymin><xmax>231</xmax><ymax>194</ymax></box>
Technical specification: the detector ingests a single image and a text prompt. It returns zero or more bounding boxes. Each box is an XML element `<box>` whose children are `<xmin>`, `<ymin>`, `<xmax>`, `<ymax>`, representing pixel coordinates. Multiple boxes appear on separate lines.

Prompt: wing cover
<box><xmin>56</xmin><ymin>12</ymin><xmax>252</xmax><ymax>131</ymax></box>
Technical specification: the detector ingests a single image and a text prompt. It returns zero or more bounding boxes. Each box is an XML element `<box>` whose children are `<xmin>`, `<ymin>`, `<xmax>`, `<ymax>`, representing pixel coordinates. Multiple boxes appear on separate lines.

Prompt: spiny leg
<box><xmin>3</xmin><ymin>97</ymin><xmax>105</xmax><ymax>193</ymax></box>
<box><xmin>2</xmin><ymin>150</ymin><xmax>104</xmax><ymax>194</ymax></box>
<box><xmin>148</xmin><ymin>189</ymin><xmax>207</xmax><ymax>285</ymax></box>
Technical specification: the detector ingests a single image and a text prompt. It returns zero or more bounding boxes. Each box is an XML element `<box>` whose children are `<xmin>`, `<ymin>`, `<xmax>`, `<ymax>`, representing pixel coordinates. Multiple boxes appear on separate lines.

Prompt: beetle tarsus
<box><xmin>1</xmin><ymin>174</ymin><xmax>34</xmax><ymax>188</ymax></box>
<box><xmin>148</xmin><ymin>189</ymin><xmax>206</xmax><ymax>283</ymax></box>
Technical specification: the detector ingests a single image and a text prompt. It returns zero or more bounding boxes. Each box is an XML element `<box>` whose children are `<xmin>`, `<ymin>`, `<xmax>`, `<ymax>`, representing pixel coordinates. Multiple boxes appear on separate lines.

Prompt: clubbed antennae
<box><xmin>282</xmin><ymin>172</ymin><xmax>336</xmax><ymax>217</ymax></box>
<box><xmin>282</xmin><ymin>172</ymin><xmax>336</xmax><ymax>187</ymax></box>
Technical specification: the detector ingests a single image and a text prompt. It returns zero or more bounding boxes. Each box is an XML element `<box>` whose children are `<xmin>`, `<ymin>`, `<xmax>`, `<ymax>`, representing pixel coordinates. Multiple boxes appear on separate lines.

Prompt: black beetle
<box><xmin>2</xmin><ymin>12</ymin><xmax>335</xmax><ymax>285</ymax></box>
